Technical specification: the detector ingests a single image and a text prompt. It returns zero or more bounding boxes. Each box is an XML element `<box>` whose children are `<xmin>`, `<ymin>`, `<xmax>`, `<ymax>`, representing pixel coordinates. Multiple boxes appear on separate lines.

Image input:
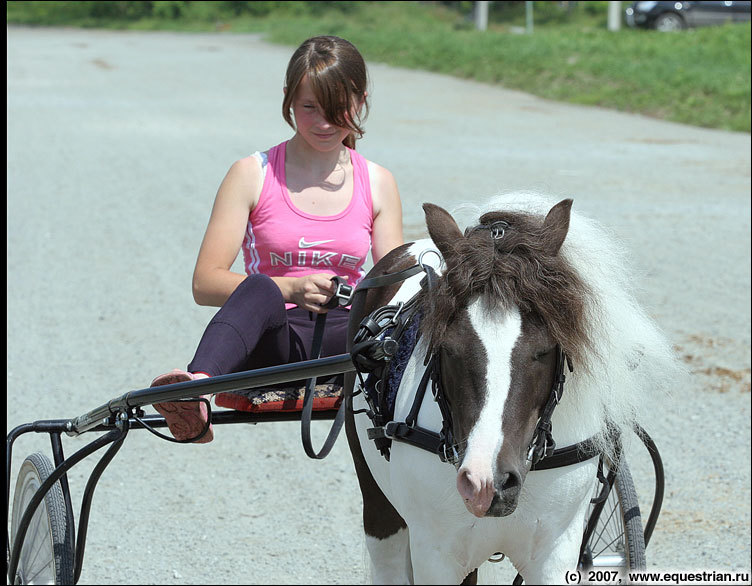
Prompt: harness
<box><xmin>350</xmin><ymin>261</ymin><xmax>442</xmax><ymax>461</ymax></box>
<box><xmin>349</xmin><ymin>236</ymin><xmax>607</xmax><ymax>488</ymax></box>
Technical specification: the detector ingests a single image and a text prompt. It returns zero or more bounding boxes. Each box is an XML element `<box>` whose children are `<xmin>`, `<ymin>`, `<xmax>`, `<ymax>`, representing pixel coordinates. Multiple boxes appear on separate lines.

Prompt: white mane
<box><xmin>451</xmin><ymin>192</ymin><xmax>685</xmax><ymax>459</ymax></box>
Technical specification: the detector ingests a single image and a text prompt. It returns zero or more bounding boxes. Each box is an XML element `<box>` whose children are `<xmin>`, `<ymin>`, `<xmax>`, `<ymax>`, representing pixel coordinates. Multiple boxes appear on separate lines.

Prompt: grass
<box><xmin>7</xmin><ymin>0</ymin><xmax>751</xmax><ymax>132</ymax></box>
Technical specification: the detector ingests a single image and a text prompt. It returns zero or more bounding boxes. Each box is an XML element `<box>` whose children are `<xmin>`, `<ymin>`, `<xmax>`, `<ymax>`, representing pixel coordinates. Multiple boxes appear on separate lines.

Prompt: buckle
<box><xmin>440</xmin><ymin>441</ymin><xmax>459</xmax><ymax>464</ymax></box>
<box><xmin>527</xmin><ymin>425</ymin><xmax>556</xmax><ymax>464</ymax></box>
<box><xmin>527</xmin><ymin>437</ymin><xmax>539</xmax><ymax>463</ymax></box>
<box><xmin>333</xmin><ymin>280</ymin><xmax>353</xmax><ymax>306</ymax></box>
<box><xmin>543</xmin><ymin>434</ymin><xmax>556</xmax><ymax>458</ymax></box>
<box><xmin>384</xmin><ymin>421</ymin><xmax>405</xmax><ymax>438</ymax></box>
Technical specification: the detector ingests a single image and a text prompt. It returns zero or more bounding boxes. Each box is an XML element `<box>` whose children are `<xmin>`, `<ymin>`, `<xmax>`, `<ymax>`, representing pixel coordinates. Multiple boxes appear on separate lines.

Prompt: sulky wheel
<box><xmin>581</xmin><ymin>458</ymin><xmax>647</xmax><ymax>576</ymax></box>
<box><xmin>10</xmin><ymin>452</ymin><xmax>75</xmax><ymax>585</ymax></box>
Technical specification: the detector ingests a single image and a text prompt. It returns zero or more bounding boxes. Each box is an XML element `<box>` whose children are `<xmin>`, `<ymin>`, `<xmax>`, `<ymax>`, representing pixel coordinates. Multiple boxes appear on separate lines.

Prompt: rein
<box><xmin>300</xmin><ymin>276</ymin><xmax>353</xmax><ymax>459</ymax></box>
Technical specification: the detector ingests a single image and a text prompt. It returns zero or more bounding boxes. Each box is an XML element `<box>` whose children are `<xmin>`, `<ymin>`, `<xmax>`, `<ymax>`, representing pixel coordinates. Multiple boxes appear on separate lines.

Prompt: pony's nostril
<box><xmin>499</xmin><ymin>471</ymin><xmax>521</xmax><ymax>493</ymax></box>
<box><xmin>457</xmin><ymin>469</ymin><xmax>480</xmax><ymax>500</ymax></box>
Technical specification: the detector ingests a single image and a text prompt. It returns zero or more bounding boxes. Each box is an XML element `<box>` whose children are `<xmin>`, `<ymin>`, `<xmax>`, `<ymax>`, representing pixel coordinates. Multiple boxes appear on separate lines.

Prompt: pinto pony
<box><xmin>344</xmin><ymin>194</ymin><xmax>679</xmax><ymax>584</ymax></box>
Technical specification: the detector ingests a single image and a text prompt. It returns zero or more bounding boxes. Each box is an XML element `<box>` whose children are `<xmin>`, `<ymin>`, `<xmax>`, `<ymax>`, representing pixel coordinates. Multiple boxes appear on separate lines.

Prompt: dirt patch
<box><xmin>91</xmin><ymin>58</ymin><xmax>114</xmax><ymax>70</ymax></box>
<box><xmin>674</xmin><ymin>335</ymin><xmax>751</xmax><ymax>393</ymax></box>
<box><xmin>658</xmin><ymin>509</ymin><xmax>737</xmax><ymax>533</ymax></box>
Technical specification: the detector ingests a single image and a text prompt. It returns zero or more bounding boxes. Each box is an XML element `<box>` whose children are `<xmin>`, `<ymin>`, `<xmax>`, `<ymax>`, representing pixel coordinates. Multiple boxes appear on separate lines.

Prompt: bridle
<box><xmin>350</xmin><ymin>225</ymin><xmax>605</xmax><ymax>479</ymax></box>
<box><xmin>526</xmin><ymin>346</ymin><xmax>572</xmax><ymax>466</ymax></box>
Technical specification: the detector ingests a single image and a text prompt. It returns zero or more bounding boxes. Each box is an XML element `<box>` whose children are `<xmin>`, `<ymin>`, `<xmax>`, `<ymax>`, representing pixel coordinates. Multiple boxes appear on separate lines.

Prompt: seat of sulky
<box><xmin>213</xmin><ymin>382</ymin><xmax>344</xmax><ymax>413</ymax></box>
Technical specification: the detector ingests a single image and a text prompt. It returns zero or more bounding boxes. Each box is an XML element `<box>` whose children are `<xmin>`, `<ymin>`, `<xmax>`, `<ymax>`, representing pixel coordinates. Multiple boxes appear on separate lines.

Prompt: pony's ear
<box><xmin>542</xmin><ymin>199</ymin><xmax>573</xmax><ymax>256</ymax></box>
<box><xmin>423</xmin><ymin>203</ymin><xmax>463</xmax><ymax>264</ymax></box>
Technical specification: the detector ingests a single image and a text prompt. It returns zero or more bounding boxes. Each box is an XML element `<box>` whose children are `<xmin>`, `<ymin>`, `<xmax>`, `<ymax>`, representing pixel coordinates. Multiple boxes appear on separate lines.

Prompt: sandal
<box><xmin>151</xmin><ymin>369</ymin><xmax>214</xmax><ymax>444</ymax></box>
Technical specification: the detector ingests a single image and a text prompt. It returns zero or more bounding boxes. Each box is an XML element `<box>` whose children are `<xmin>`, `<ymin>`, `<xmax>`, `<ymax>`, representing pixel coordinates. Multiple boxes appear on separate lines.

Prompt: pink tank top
<box><xmin>242</xmin><ymin>141</ymin><xmax>374</xmax><ymax>308</ymax></box>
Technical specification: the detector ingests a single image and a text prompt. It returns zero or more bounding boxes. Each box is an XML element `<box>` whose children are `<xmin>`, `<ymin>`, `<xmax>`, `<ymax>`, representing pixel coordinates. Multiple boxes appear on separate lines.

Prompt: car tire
<box><xmin>653</xmin><ymin>12</ymin><xmax>686</xmax><ymax>31</ymax></box>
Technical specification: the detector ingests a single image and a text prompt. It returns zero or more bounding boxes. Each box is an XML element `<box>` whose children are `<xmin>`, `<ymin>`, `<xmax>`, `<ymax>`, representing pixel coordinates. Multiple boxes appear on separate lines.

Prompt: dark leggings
<box><xmin>187</xmin><ymin>274</ymin><xmax>350</xmax><ymax>380</ymax></box>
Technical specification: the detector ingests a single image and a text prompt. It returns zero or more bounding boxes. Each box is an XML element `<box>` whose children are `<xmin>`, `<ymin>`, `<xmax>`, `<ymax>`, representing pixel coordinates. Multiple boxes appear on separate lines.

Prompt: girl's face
<box><xmin>289</xmin><ymin>74</ymin><xmax>360</xmax><ymax>151</ymax></box>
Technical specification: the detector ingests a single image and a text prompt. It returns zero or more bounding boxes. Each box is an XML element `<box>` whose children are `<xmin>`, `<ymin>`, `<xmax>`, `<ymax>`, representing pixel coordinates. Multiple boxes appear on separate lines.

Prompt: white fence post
<box><xmin>608</xmin><ymin>1</ymin><xmax>622</xmax><ymax>31</ymax></box>
<box><xmin>526</xmin><ymin>1</ymin><xmax>534</xmax><ymax>34</ymax></box>
<box><xmin>475</xmin><ymin>1</ymin><xmax>489</xmax><ymax>31</ymax></box>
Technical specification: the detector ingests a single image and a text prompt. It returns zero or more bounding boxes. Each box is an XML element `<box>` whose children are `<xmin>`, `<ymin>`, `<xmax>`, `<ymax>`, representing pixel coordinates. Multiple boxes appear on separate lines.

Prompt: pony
<box><xmin>344</xmin><ymin>194</ymin><xmax>680</xmax><ymax>584</ymax></box>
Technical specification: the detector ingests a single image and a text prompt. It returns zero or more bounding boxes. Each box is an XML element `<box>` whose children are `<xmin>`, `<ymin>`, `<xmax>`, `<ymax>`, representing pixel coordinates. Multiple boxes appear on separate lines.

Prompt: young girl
<box><xmin>151</xmin><ymin>36</ymin><xmax>404</xmax><ymax>443</ymax></box>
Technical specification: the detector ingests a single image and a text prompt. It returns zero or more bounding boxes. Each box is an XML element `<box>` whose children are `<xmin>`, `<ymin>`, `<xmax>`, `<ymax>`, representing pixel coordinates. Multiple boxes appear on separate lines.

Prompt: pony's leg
<box><xmin>345</xmin><ymin>382</ymin><xmax>412</xmax><ymax>584</ymax></box>
<box><xmin>365</xmin><ymin>527</ymin><xmax>412</xmax><ymax>584</ymax></box>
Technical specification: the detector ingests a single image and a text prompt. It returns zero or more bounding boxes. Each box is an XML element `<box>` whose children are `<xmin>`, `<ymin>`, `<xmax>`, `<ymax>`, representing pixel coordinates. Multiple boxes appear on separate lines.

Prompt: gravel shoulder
<box><xmin>7</xmin><ymin>26</ymin><xmax>751</xmax><ymax>584</ymax></box>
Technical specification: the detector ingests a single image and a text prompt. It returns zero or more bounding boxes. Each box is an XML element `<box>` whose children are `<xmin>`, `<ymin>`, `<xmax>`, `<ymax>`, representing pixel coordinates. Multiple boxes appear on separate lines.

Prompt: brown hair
<box><xmin>282</xmin><ymin>36</ymin><xmax>369</xmax><ymax>149</ymax></box>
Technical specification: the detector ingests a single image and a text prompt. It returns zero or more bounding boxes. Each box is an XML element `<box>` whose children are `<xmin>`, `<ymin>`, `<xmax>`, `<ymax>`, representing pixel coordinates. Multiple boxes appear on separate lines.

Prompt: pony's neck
<box><xmin>549</xmin><ymin>376</ymin><xmax>604</xmax><ymax>448</ymax></box>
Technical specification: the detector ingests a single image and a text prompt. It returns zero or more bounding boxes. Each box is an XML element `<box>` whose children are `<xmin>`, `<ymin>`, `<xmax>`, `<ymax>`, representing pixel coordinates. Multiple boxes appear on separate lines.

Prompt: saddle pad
<box><xmin>214</xmin><ymin>383</ymin><xmax>343</xmax><ymax>413</ymax></box>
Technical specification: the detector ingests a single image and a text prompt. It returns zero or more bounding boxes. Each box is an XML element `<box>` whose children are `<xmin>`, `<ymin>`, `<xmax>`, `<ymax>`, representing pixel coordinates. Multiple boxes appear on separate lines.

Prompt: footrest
<box><xmin>214</xmin><ymin>384</ymin><xmax>344</xmax><ymax>413</ymax></box>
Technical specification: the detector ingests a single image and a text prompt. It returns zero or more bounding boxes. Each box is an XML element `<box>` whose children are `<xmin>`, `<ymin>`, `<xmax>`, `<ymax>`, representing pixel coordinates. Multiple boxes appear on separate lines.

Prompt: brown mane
<box><xmin>417</xmin><ymin>210</ymin><xmax>593</xmax><ymax>368</ymax></box>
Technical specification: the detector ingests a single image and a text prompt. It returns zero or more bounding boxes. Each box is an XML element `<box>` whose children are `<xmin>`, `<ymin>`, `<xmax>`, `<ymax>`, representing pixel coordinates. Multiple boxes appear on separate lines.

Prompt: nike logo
<box><xmin>298</xmin><ymin>237</ymin><xmax>335</xmax><ymax>249</ymax></box>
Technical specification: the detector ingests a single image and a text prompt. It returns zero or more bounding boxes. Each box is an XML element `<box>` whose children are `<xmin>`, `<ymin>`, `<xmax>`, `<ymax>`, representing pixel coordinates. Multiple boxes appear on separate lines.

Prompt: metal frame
<box><xmin>6</xmin><ymin>354</ymin><xmax>355</xmax><ymax>585</ymax></box>
<box><xmin>579</xmin><ymin>425</ymin><xmax>665</xmax><ymax>552</ymax></box>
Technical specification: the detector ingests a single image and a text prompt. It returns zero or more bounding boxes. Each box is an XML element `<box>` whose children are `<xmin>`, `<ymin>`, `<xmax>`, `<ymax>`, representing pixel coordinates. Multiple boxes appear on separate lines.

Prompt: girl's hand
<box><xmin>289</xmin><ymin>273</ymin><xmax>345</xmax><ymax>313</ymax></box>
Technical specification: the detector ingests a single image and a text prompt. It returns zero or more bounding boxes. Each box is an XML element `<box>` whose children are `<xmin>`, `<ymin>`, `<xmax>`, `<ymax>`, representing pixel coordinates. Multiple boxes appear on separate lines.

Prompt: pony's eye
<box><xmin>533</xmin><ymin>347</ymin><xmax>555</xmax><ymax>361</ymax></box>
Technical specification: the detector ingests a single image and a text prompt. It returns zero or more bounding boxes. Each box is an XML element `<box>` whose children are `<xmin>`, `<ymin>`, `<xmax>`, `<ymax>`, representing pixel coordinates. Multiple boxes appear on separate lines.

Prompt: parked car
<box><xmin>625</xmin><ymin>1</ymin><xmax>751</xmax><ymax>31</ymax></box>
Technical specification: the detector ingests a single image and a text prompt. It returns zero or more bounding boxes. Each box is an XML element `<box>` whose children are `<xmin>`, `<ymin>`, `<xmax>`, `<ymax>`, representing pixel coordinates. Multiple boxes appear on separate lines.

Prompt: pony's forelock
<box><xmin>419</xmin><ymin>203</ymin><xmax>592</xmax><ymax>371</ymax></box>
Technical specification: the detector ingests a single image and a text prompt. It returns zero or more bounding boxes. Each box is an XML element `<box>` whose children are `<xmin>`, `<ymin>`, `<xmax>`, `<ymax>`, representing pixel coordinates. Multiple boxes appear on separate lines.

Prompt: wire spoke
<box><xmin>25</xmin><ymin>506</ymin><xmax>49</xmax><ymax>573</ymax></box>
<box><xmin>25</xmin><ymin>557</ymin><xmax>55</xmax><ymax>584</ymax></box>
<box><xmin>592</xmin><ymin>499</ymin><xmax>620</xmax><ymax>548</ymax></box>
<box><xmin>592</xmin><ymin>533</ymin><xmax>624</xmax><ymax>559</ymax></box>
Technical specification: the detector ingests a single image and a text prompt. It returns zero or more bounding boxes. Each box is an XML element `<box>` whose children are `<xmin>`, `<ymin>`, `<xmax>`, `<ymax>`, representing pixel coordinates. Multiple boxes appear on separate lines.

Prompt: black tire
<box><xmin>653</xmin><ymin>12</ymin><xmax>685</xmax><ymax>31</ymax></box>
<box><xmin>581</xmin><ymin>459</ymin><xmax>646</xmax><ymax>576</ymax></box>
<box><xmin>10</xmin><ymin>452</ymin><xmax>75</xmax><ymax>585</ymax></box>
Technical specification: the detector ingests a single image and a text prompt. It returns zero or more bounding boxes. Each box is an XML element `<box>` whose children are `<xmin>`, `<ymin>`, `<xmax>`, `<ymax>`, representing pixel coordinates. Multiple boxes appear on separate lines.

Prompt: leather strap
<box><xmin>354</xmin><ymin>264</ymin><xmax>424</xmax><ymax>292</ymax></box>
<box><xmin>530</xmin><ymin>438</ymin><xmax>600</xmax><ymax>470</ymax></box>
<box><xmin>300</xmin><ymin>277</ymin><xmax>349</xmax><ymax>460</ymax></box>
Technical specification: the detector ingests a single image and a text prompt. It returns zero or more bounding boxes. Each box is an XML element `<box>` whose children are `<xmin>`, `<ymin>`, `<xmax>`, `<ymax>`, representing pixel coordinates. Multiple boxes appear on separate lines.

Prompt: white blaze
<box><xmin>460</xmin><ymin>302</ymin><xmax>522</xmax><ymax>484</ymax></box>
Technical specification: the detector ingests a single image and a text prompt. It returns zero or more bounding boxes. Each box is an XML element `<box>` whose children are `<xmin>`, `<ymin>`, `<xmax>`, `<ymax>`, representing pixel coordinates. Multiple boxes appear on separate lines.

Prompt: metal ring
<box><xmin>389</xmin><ymin>301</ymin><xmax>405</xmax><ymax>325</ymax></box>
<box><xmin>490</xmin><ymin>221</ymin><xmax>508</xmax><ymax>240</ymax></box>
<box><xmin>488</xmin><ymin>552</ymin><xmax>506</xmax><ymax>563</ymax></box>
<box><xmin>418</xmin><ymin>248</ymin><xmax>442</xmax><ymax>271</ymax></box>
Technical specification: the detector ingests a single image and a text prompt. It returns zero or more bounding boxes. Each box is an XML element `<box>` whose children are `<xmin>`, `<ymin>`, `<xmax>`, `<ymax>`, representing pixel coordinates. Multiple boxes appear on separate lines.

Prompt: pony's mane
<box><xmin>417</xmin><ymin>209</ymin><xmax>592</xmax><ymax>369</ymax></box>
<box><xmin>442</xmin><ymin>192</ymin><xmax>684</xmax><ymax>459</ymax></box>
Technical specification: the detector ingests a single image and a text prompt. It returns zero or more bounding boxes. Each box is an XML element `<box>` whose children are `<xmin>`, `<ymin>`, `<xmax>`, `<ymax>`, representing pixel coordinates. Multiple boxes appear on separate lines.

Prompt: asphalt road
<box><xmin>7</xmin><ymin>26</ymin><xmax>751</xmax><ymax>584</ymax></box>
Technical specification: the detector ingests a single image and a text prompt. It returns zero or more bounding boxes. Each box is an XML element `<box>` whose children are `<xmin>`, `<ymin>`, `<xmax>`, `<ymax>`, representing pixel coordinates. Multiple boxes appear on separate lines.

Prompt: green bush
<box><xmin>5</xmin><ymin>0</ymin><xmax>361</xmax><ymax>24</ymax></box>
